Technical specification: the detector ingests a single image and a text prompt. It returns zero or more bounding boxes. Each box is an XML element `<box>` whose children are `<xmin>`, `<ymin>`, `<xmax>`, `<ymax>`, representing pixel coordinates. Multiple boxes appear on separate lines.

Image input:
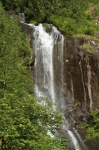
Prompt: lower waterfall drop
<box><xmin>32</xmin><ymin>23</ymin><xmax>88</xmax><ymax>150</ymax></box>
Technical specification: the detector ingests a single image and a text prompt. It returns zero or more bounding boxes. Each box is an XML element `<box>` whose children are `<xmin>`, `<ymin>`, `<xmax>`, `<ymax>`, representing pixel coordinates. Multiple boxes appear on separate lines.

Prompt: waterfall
<box><xmin>33</xmin><ymin>24</ymin><xmax>55</xmax><ymax>108</ymax></box>
<box><xmin>31</xmin><ymin>23</ymin><xmax>88</xmax><ymax>150</ymax></box>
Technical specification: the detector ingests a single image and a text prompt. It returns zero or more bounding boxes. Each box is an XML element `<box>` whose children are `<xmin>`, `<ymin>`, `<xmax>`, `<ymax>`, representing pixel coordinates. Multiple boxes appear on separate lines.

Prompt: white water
<box><xmin>33</xmin><ymin>24</ymin><xmax>55</xmax><ymax>107</ymax></box>
<box><xmin>31</xmin><ymin>23</ymin><xmax>88</xmax><ymax>150</ymax></box>
<box><xmin>87</xmin><ymin>61</ymin><xmax>92</xmax><ymax>110</ymax></box>
<box><xmin>68</xmin><ymin>130</ymin><xmax>82</xmax><ymax>150</ymax></box>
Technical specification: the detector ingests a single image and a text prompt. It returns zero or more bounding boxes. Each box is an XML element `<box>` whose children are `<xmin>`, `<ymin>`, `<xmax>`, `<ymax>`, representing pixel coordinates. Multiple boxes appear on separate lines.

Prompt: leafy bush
<box><xmin>1</xmin><ymin>0</ymin><xmax>99</xmax><ymax>36</ymax></box>
<box><xmin>48</xmin><ymin>15</ymin><xmax>77</xmax><ymax>35</ymax></box>
<box><xmin>0</xmin><ymin>3</ymin><xmax>67</xmax><ymax>150</ymax></box>
<box><xmin>82</xmin><ymin>43</ymin><xmax>94</xmax><ymax>53</ymax></box>
<box><xmin>86</xmin><ymin>110</ymin><xmax>99</xmax><ymax>147</ymax></box>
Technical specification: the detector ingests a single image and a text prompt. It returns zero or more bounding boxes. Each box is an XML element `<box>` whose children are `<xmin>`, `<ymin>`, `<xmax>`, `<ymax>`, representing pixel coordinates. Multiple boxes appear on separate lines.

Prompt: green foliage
<box><xmin>48</xmin><ymin>15</ymin><xmax>77</xmax><ymax>35</ymax></box>
<box><xmin>1</xmin><ymin>0</ymin><xmax>52</xmax><ymax>22</ymax></box>
<box><xmin>82</xmin><ymin>43</ymin><xmax>94</xmax><ymax>54</ymax></box>
<box><xmin>1</xmin><ymin>0</ymin><xmax>99</xmax><ymax>36</ymax></box>
<box><xmin>77</xmin><ymin>19</ymin><xmax>99</xmax><ymax>36</ymax></box>
<box><xmin>77</xmin><ymin>109</ymin><xmax>99</xmax><ymax>148</ymax></box>
<box><xmin>88</xmin><ymin>0</ymin><xmax>99</xmax><ymax>4</ymax></box>
<box><xmin>48</xmin><ymin>0</ymin><xmax>99</xmax><ymax>36</ymax></box>
<box><xmin>0</xmin><ymin>3</ymin><xmax>67</xmax><ymax>150</ymax></box>
<box><xmin>86</xmin><ymin>110</ymin><xmax>99</xmax><ymax>146</ymax></box>
<box><xmin>91</xmin><ymin>4</ymin><xmax>99</xmax><ymax>18</ymax></box>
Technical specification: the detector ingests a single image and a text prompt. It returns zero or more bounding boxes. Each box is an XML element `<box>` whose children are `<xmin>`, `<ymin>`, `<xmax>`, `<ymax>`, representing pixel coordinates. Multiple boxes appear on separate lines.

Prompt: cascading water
<box><xmin>31</xmin><ymin>23</ymin><xmax>88</xmax><ymax>150</ymax></box>
<box><xmin>33</xmin><ymin>24</ymin><xmax>55</xmax><ymax>108</ymax></box>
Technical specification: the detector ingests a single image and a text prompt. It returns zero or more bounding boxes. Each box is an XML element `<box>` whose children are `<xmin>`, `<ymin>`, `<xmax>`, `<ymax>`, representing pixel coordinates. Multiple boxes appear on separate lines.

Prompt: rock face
<box><xmin>53</xmin><ymin>33</ymin><xmax>99</xmax><ymax>123</ymax></box>
<box><xmin>53</xmin><ymin>35</ymin><xmax>99</xmax><ymax>150</ymax></box>
<box><xmin>20</xmin><ymin>22</ymin><xmax>99</xmax><ymax>120</ymax></box>
<box><xmin>63</xmin><ymin>37</ymin><xmax>99</xmax><ymax>118</ymax></box>
<box><xmin>19</xmin><ymin>22</ymin><xmax>35</xmax><ymax>69</ymax></box>
<box><xmin>19</xmin><ymin>22</ymin><xmax>34</xmax><ymax>48</ymax></box>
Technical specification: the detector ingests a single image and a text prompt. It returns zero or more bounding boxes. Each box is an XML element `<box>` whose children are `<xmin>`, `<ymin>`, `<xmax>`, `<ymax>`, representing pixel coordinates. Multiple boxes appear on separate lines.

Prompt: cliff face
<box><xmin>63</xmin><ymin>37</ymin><xmax>99</xmax><ymax>114</ymax></box>
<box><xmin>51</xmin><ymin>35</ymin><xmax>98</xmax><ymax>125</ymax></box>
<box><xmin>20</xmin><ymin>22</ymin><xmax>99</xmax><ymax>120</ymax></box>
<box><xmin>53</xmin><ymin>34</ymin><xmax>99</xmax><ymax>117</ymax></box>
<box><xmin>19</xmin><ymin>22</ymin><xmax>34</xmax><ymax>48</ymax></box>
<box><xmin>19</xmin><ymin>22</ymin><xmax>35</xmax><ymax>69</ymax></box>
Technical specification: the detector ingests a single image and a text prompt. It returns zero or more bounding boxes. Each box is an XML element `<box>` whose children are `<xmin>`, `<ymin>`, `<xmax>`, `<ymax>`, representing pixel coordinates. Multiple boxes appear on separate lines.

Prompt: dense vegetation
<box><xmin>86</xmin><ymin>110</ymin><xmax>99</xmax><ymax>148</ymax></box>
<box><xmin>1</xmin><ymin>0</ymin><xmax>99</xmax><ymax>35</ymax></box>
<box><xmin>0</xmin><ymin>0</ymin><xmax>99</xmax><ymax>149</ymax></box>
<box><xmin>0</xmin><ymin>3</ymin><xmax>67</xmax><ymax>150</ymax></box>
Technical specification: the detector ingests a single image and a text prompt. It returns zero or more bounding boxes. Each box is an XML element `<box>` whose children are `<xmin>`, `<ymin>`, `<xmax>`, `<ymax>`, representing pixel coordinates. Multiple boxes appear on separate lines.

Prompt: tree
<box><xmin>0</xmin><ymin>3</ymin><xmax>67</xmax><ymax>149</ymax></box>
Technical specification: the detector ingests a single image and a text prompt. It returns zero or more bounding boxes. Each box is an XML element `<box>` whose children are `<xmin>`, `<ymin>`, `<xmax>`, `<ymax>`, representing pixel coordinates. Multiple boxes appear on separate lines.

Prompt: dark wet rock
<box><xmin>44</xmin><ymin>24</ymin><xmax>53</xmax><ymax>33</ymax></box>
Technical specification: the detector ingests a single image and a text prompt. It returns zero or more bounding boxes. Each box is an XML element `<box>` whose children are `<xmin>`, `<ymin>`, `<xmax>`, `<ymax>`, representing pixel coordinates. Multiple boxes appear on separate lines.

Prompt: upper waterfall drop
<box><xmin>33</xmin><ymin>24</ymin><xmax>63</xmax><ymax>108</ymax></box>
<box><xmin>31</xmin><ymin>23</ymin><xmax>89</xmax><ymax>150</ymax></box>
